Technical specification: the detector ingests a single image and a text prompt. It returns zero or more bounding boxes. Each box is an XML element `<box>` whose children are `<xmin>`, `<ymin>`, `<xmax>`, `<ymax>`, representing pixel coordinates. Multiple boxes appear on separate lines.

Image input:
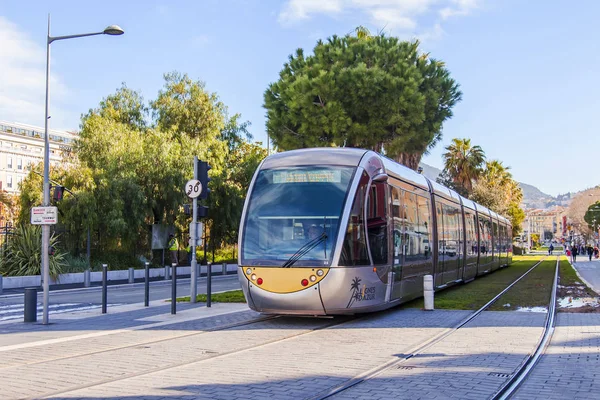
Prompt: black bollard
<box><xmin>171</xmin><ymin>263</ymin><xmax>177</xmax><ymax>315</ymax></box>
<box><xmin>24</xmin><ymin>287</ymin><xmax>37</xmax><ymax>322</ymax></box>
<box><xmin>144</xmin><ymin>262</ymin><xmax>150</xmax><ymax>307</ymax></box>
<box><xmin>207</xmin><ymin>262</ymin><xmax>212</xmax><ymax>308</ymax></box>
<box><xmin>102</xmin><ymin>264</ymin><xmax>108</xmax><ymax>314</ymax></box>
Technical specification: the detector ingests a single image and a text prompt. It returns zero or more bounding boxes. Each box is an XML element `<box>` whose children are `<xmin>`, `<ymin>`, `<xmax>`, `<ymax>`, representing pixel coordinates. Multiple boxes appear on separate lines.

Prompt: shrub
<box><xmin>0</xmin><ymin>224</ymin><xmax>66</xmax><ymax>279</ymax></box>
<box><xmin>91</xmin><ymin>250</ymin><xmax>143</xmax><ymax>270</ymax></box>
<box><xmin>62</xmin><ymin>254</ymin><xmax>90</xmax><ymax>273</ymax></box>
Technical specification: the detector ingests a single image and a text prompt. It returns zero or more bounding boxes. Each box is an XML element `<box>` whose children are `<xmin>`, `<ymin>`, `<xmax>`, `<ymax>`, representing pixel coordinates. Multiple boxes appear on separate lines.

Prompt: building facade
<box><xmin>521</xmin><ymin>206</ymin><xmax>568</xmax><ymax>241</ymax></box>
<box><xmin>0</xmin><ymin>120</ymin><xmax>77</xmax><ymax>194</ymax></box>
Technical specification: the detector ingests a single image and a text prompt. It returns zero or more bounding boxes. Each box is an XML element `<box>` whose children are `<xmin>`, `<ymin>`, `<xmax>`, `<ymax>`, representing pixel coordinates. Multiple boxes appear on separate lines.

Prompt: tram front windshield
<box><xmin>241</xmin><ymin>166</ymin><xmax>355</xmax><ymax>267</ymax></box>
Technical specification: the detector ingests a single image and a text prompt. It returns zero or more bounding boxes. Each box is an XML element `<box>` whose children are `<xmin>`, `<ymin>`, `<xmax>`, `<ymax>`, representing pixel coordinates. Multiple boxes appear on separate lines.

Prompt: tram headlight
<box><xmin>251</xmin><ymin>274</ymin><xmax>257</xmax><ymax>281</ymax></box>
<box><xmin>316</xmin><ymin>269</ymin><xmax>324</xmax><ymax>277</ymax></box>
<box><xmin>246</xmin><ymin>268</ymin><xmax>252</xmax><ymax>275</ymax></box>
<box><xmin>309</xmin><ymin>275</ymin><xmax>317</xmax><ymax>282</ymax></box>
<box><xmin>301</xmin><ymin>279</ymin><xmax>309</xmax><ymax>286</ymax></box>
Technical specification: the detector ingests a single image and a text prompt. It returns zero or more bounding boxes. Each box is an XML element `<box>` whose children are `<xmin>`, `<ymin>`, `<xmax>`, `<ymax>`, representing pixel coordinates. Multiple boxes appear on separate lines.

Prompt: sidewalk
<box><xmin>569</xmin><ymin>256</ymin><xmax>600</xmax><ymax>294</ymax></box>
<box><xmin>0</xmin><ymin>297</ymin><xmax>253</xmax><ymax>346</ymax></box>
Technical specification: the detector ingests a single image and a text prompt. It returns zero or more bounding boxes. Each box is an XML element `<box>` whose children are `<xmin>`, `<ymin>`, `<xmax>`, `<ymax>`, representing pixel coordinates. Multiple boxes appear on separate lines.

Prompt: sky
<box><xmin>0</xmin><ymin>0</ymin><xmax>599</xmax><ymax>197</ymax></box>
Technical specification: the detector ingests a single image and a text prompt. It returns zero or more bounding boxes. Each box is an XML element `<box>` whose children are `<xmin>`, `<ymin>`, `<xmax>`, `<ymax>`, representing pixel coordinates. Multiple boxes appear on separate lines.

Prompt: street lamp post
<box><xmin>41</xmin><ymin>15</ymin><xmax>124</xmax><ymax>325</ymax></box>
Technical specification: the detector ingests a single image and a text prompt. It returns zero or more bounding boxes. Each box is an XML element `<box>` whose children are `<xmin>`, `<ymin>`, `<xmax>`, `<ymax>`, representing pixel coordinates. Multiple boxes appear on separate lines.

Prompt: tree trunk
<box><xmin>395</xmin><ymin>152</ymin><xmax>422</xmax><ymax>171</ymax></box>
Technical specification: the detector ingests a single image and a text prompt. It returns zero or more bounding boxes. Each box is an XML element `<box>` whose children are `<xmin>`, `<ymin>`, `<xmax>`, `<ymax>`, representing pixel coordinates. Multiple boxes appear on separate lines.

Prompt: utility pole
<box><xmin>190</xmin><ymin>156</ymin><xmax>199</xmax><ymax>303</ymax></box>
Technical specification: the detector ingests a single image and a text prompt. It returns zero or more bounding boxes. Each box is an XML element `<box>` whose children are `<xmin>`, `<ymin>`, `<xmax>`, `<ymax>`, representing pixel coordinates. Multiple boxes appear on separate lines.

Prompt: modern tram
<box><xmin>237</xmin><ymin>148</ymin><xmax>512</xmax><ymax>315</ymax></box>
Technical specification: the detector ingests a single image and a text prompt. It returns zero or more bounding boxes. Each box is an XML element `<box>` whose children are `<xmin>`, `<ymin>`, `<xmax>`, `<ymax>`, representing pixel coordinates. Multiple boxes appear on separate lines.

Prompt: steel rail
<box><xmin>490</xmin><ymin>256</ymin><xmax>559</xmax><ymax>400</ymax></box>
<box><xmin>309</xmin><ymin>257</ymin><xmax>549</xmax><ymax>400</ymax></box>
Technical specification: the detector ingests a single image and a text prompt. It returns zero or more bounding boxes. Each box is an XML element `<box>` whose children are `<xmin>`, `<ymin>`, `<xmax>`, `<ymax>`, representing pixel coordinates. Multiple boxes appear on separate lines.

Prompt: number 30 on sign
<box><xmin>185</xmin><ymin>179</ymin><xmax>202</xmax><ymax>199</ymax></box>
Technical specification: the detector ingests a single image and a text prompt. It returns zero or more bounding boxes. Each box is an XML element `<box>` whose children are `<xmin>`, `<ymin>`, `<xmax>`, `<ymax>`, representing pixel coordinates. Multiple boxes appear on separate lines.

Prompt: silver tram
<box><xmin>237</xmin><ymin>148</ymin><xmax>512</xmax><ymax>315</ymax></box>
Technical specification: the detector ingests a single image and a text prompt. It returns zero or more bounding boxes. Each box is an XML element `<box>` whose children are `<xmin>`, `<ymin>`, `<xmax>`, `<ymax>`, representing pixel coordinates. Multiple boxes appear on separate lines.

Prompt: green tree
<box><xmin>264</xmin><ymin>31</ymin><xmax>462</xmax><ymax>169</ymax></box>
<box><xmin>471</xmin><ymin>160</ymin><xmax>524</xmax><ymax>234</ymax></box>
<box><xmin>584</xmin><ymin>201</ymin><xmax>600</xmax><ymax>230</ymax></box>
<box><xmin>151</xmin><ymin>71</ymin><xmax>226</xmax><ymax>141</ymax></box>
<box><xmin>442</xmin><ymin>138</ymin><xmax>485</xmax><ymax>193</ymax></box>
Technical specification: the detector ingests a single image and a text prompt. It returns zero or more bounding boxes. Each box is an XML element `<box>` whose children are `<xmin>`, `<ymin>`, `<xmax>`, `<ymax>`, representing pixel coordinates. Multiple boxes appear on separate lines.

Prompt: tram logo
<box><xmin>346</xmin><ymin>277</ymin><xmax>376</xmax><ymax>307</ymax></box>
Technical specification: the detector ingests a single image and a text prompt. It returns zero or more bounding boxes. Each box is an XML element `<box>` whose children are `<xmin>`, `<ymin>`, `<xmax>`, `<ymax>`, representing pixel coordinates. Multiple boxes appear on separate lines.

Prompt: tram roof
<box><xmin>427</xmin><ymin>178</ymin><xmax>462</xmax><ymax>203</ymax></box>
<box><xmin>260</xmin><ymin>147</ymin><xmax>368</xmax><ymax>169</ymax></box>
<box><xmin>460</xmin><ymin>195</ymin><xmax>477</xmax><ymax>211</ymax></box>
<box><xmin>380</xmin><ymin>157</ymin><xmax>429</xmax><ymax>190</ymax></box>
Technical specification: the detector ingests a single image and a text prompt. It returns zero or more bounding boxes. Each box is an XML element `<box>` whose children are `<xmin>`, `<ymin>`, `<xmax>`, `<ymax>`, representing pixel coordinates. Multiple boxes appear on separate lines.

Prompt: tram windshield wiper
<box><xmin>281</xmin><ymin>233</ymin><xmax>328</xmax><ymax>268</ymax></box>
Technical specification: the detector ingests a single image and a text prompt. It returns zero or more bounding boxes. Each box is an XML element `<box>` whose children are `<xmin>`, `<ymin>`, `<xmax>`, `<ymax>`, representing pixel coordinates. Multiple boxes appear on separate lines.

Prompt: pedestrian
<box><xmin>571</xmin><ymin>244</ymin><xmax>578</xmax><ymax>263</ymax></box>
<box><xmin>587</xmin><ymin>245</ymin><xmax>594</xmax><ymax>261</ymax></box>
<box><xmin>167</xmin><ymin>233</ymin><xmax>179</xmax><ymax>266</ymax></box>
<box><xmin>548</xmin><ymin>243</ymin><xmax>554</xmax><ymax>255</ymax></box>
<box><xmin>594</xmin><ymin>246</ymin><xmax>599</xmax><ymax>259</ymax></box>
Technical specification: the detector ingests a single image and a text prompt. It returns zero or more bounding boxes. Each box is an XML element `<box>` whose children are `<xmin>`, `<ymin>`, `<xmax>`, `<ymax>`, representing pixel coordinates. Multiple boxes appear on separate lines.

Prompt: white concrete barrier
<box><xmin>424</xmin><ymin>274</ymin><xmax>434</xmax><ymax>311</ymax></box>
<box><xmin>1</xmin><ymin>264</ymin><xmax>238</xmax><ymax>289</ymax></box>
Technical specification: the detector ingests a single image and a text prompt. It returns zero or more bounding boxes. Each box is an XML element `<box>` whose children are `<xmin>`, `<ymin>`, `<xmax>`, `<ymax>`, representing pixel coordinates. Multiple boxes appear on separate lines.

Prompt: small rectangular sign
<box><xmin>30</xmin><ymin>206</ymin><xmax>58</xmax><ymax>225</ymax></box>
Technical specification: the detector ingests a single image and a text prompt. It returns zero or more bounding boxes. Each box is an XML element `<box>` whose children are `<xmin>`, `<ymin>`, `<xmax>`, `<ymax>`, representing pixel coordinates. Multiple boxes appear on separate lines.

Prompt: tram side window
<box><xmin>417</xmin><ymin>196</ymin><xmax>432</xmax><ymax>261</ymax></box>
<box><xmin>403</xmin><ymin>191</ymin><xmax>419</xmax><ymax>262</ymax></box>
<box><xmin>340</xmin><ymin>172</ymin><xmax>370</xmax><ymax>266</ymax></box>
<box><xmin>367</xmin><ymin>181</ymin><xmax>388</xmax><ymax>265</ymax></box>
<box><xmin>492</xmin><ymin>221</ymin><xmax>499</xmax><ymax>260</ymax></box>
<box><xmin>391</xmin><ymin>186</ymin><xmax>403</xmax><ymax>264</ymax></box>
<box><xmin>465</xmin><ymin>212</ymin><xmax>476</xmax><ymax>256</ymax></box>
<box><xmin>442</xmin><ymin>203</ymin><xmax>460</xmax><ymax>257</ymax></box>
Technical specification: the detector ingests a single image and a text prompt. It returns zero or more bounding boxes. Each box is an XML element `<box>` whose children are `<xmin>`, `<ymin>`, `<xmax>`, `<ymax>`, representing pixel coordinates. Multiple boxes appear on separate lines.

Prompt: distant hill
<box><xmin>417</xmin><ymin>162</ymin><xmax>570</xmax><ymax>209</ymax></box>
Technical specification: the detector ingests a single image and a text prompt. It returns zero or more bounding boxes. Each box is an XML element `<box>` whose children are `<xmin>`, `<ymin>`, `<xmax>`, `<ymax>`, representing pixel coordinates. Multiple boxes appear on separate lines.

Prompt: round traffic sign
<box><xmin>185</xmin><ymin>179</ymin><xmax>202</xmax><ymax>198</ymax></box>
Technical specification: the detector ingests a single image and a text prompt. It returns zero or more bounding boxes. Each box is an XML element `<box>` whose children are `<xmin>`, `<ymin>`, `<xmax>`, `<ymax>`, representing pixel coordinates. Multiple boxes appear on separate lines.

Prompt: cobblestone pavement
<box><xmin>330</xmin><ymin>311</ymin><xmax>547</xmax><ymax>400</ymax></box>
<box><xmin>512</xmin><ymin>313</ymin><xmax>600</xmax><ymax>400</ymax></box>
<box><xmin>1</xmin><ymin>300</ymin><xmax>470</xmax><ymax>399</ymax></box>
<box><xmin>3</xmin><ymin>300</ymin><xmax>599</xmax><ymax>400</ymax></box>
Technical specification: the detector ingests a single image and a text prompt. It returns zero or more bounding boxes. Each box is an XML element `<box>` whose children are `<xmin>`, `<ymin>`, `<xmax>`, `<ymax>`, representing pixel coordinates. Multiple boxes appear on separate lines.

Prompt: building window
<box><xmin>7</xmin><ymin>175</ymin><xmax>12</xmax><ymax>189</ymax></box>
<box><xmin>17</xmin><ymin>176</ymin><xmax>22</xmax><ymax>186</ymax></box>
<box><xmin>7</xmin><ymin>157</ymin><xmax>12</xmax><ymax>169</ymax></box>
<box><xmin>17</xmin><ymin>158</ymin><xmax>22</xmax><ymax>170</ymax></box>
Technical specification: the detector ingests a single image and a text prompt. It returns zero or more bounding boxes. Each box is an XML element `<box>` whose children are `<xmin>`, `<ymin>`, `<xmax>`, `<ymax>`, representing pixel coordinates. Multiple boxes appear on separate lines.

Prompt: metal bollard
<box><xmin>0</xmin><ymin>274</ymin><xmax>3</xmax><ymax>295</ymax></box>
<box><xmin>84</xmin><ymin>268</ymin><xmax>91</xmax><ymax>288</ymax></box>
<box><xmin>424</xmin><ymin>275</ymin><xmax>434</xmax><ymax>311</ymax></box>
<box><xmin>102</xmin><ymin>264</ymin><xmax>108</xmax><ymax>314</ymax></box>
<box><xmin>222</xmin><ymin>262</ymin><xmax>227</xmax><ymax>275</ymax></box>
<box><xmin>128</xmin><ymin>267</ymin><xmax>134</xmax><ymax>284</ymax></box>
<box><xmin>164</xmin><ymin>264</ymin><xmax>170</xmax><ymax>280</ymax></box>
<box><xmin>207</xmin><ymin>262</ymin><xmax>212</xmax><ymax>308</ymax></box>
<box><xmin>24</xmin><ymin>287</ymin><xmax>37</xmax><ymax>322</ymax></box>
<box><xmin>171</xmin><ymin>263</ymin><xmax>177</xmax><ymax>314</ymax></box>
<box><xmin>144</xmin><ymin>262</ymin><xmax>150</xmax><ymax>307</ymax></box>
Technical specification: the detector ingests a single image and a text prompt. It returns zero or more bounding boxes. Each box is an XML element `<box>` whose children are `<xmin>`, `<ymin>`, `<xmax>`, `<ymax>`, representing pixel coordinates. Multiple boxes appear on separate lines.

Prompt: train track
<box><xmin>310</xmin><ymin>256</ymin><xmax>560</xmax><ymax>400</ymax></box>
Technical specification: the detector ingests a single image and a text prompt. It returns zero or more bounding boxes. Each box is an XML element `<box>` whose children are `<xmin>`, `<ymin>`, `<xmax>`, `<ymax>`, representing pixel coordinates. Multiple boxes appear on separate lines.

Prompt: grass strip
<box><xmin>488</xmin><ymin>259</ymin><xmax>556</xmax><ymax>311</ymax></box>
<box><xmin>403</xmin><ymin>256</ymin><xmax>544</xmax><ymax>310</ymax></box>
<box><xmin>176</xmin><ymin>290</ymin><xmax>247</xmax><ymax>303</ymax></box>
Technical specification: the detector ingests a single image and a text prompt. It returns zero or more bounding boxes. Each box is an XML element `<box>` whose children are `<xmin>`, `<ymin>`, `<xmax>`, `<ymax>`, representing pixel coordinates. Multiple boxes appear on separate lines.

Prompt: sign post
<box><xmin>187</xmin><ymin>158</ymin><xmax>201</xmax><ymax>303</ymax></box>
<box><xmin>30</xmin><ymin>206</ymin><xmax>58</xmax><ymax>323</ymax></box>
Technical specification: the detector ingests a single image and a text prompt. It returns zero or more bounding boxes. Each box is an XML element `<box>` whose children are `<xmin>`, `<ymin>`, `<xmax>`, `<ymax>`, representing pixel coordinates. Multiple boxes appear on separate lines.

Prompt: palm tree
<box><xmin>442</xmin><ymin>138</ymin><xmax>486</xmax><ymax>193</ymax></box>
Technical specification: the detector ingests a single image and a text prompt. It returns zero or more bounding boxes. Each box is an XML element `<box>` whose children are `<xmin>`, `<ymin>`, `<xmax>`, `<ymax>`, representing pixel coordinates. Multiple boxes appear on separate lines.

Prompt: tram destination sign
<box><xmin>30</xmin><ymin>206</ymin><xmax>58</xmax><ymax>225</ymax></box>
<box><xmin>272</xmin><ymin>169</ymin><xmax>341</xmax><ymax>184</ymax></box>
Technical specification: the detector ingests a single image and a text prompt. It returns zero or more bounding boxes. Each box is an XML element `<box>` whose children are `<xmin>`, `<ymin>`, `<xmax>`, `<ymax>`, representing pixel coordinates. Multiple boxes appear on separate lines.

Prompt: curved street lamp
<box><xmin>41</xmin><ymin>15</ymin><xmax>124</xmax><ymax>325</ymax></box>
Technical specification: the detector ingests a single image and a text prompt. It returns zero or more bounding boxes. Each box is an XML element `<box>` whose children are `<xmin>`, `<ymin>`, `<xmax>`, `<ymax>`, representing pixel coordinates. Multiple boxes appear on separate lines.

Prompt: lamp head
<box><xmin>103</xmin><ymin>25</ymin><xmax>124</xmax><ymax>35</ymax></box>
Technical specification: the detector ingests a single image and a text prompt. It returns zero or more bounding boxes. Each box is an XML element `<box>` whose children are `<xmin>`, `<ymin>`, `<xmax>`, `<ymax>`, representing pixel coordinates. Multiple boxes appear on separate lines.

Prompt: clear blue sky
<box><xmin>1</xmin><ymin>0</ymin><xmax>598</xmax><ymax>197</ymax></box>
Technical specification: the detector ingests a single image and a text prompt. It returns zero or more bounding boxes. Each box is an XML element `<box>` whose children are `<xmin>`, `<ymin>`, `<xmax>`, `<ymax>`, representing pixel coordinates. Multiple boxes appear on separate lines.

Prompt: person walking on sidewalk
<box><xmin>548</xmin><ymin>243</ymin><xmax>554</xmax><ymax>255</ymax></box>
<box><xmin>168</xmin><ymin>234</ymin><xmax>179</xmax><ymax>266</ymax></box>
<box><xmin>571</xmin><ymin>244</ymin><xmax>578</xmax><ymax>263</ymax></box>
<box><xmin>587</xmin><ymin>244</ymin><xmax>594</xmax><ymax>261</ymax></box>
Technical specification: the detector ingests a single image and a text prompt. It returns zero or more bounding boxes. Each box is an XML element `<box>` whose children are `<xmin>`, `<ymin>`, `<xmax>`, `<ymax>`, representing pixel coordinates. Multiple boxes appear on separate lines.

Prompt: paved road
<box><xmin>0</xmin><ymin>274</ymin><xmax>241</xmax><ymax>322</ymax></box>
<box><xmin>570</xmin><ymin>256</ymin><xmax>600</xmax><ymax>293</ymax></box>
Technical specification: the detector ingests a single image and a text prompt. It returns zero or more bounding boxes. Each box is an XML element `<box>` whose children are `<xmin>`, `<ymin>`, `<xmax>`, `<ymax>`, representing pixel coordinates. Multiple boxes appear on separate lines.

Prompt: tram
<box><xmin>237</xmin><ymin>148</ymin><xmax>512</xmax><ymax>315</ymax></box>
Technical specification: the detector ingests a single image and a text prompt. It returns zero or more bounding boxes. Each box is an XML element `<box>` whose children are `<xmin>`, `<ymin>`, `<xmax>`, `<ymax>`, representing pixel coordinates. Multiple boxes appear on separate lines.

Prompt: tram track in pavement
<box><xmin>310</xmin><ymin>256</ymin><xmax>559</xmax><ymax>400</ymax></box>
<box><xmin>15</xmin><ymin>312</ymin><xmax>361</xmax><ymax>399</ymax></box>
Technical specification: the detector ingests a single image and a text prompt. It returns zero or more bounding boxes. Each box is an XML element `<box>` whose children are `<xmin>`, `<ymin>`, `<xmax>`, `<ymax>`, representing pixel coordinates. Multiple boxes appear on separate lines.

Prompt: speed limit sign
<box><xmin>185</xmin><ymin>179</ymin><xmax>202</xmax><ymax>198</ymax></box>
